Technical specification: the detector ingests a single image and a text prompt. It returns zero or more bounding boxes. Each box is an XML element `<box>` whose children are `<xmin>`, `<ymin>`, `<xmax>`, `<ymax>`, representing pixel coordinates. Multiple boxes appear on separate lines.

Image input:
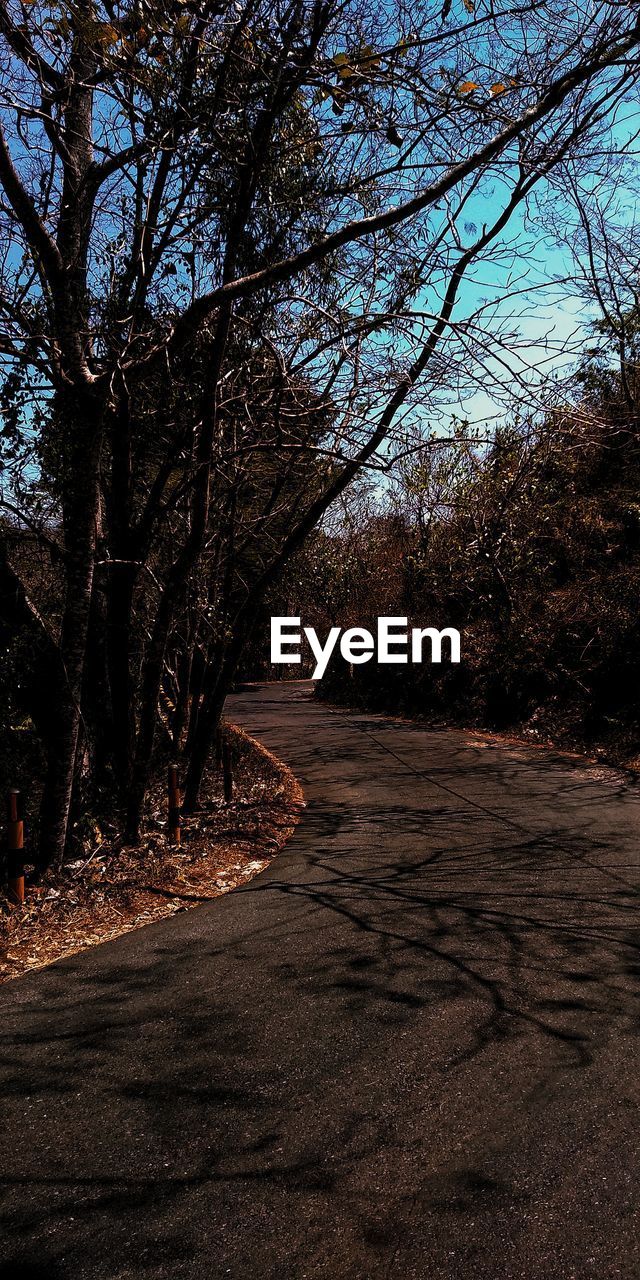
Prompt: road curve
<box><xmin>1</xmin><ymin>682</ymin><xmax>640</xmax><ymax>1280</ymax></box>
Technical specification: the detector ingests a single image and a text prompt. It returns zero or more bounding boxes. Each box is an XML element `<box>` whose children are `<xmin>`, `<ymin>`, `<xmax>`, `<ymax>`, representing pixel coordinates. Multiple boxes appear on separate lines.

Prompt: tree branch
<box><xmin>160</xmin><ymin>19</ymin><xmax>640</xmax><ymax>357</ymax></box>
<box><xmin>0</xmin><ymin>124</ymin><xmax>64</xmax><ymax>289</ymax></box>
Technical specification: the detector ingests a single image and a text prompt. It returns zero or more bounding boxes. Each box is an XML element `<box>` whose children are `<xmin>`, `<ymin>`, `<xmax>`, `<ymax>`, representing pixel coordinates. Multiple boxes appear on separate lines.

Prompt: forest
<box><xmin>1</xmin><ymin>0</ymin><xmax>640</xmax><ymax>879</ymax></box>
<box><xmin>257</xmin><ymin>311</ymin><xmax>640</xmax><ymax>766</ymax></box>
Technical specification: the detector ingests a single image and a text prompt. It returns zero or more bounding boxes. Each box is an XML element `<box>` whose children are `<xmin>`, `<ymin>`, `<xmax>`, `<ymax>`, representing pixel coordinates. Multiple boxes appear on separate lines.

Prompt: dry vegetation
<box><xmin>0</xmin><ymin>725</ymin><xmax>303</xmax><ymax>984</ymax></box>
<box><xmin>296</xmin><ymin>406</ymin><xmax>640</xmax><ymax>770</ymax></box>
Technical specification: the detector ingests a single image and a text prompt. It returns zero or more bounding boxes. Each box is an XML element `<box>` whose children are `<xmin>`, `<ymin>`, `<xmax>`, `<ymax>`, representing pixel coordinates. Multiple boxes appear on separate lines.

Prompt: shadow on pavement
<box><xmin>1</xmin><ymin>684</ymin><xmax>639</xmax><ymax>1278</ymax></box>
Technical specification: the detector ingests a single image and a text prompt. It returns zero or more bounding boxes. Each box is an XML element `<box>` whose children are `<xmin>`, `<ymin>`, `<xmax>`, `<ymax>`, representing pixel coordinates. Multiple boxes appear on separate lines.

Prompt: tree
<box><xmin>1</xmin><ymin>0</ymin><xmax>639</xmax><ymax>863</ymax></box>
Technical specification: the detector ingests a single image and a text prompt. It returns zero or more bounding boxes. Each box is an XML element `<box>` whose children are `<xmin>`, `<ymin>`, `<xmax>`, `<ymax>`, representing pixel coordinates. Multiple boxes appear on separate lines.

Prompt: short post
<box><xmin>222</xmin><ymin>736</ymin><xmax>234</xmax><ymax>803</ymax></box>
<box><xmin>167</xmin><ymin>763</ymin><xmax>181</xmax><ymax>845</ymax></box>
<box><xmin>7</xmin><ymin>789</ymin><xmax>24</xmax><ymax>905</ymax></box>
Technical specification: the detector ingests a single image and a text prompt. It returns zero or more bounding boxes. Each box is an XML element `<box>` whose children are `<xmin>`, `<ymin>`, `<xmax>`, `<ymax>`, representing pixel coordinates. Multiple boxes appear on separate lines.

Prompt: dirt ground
<box><xmin>0</xmin><ymin>724</ymin><xmax>303</xmax><ymax>983</ymax></box>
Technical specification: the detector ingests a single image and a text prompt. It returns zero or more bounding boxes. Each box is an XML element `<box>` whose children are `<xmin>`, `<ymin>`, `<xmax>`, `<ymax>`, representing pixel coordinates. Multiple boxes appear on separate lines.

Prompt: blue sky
<box><xmin>438</xmin><ymin>230</ymin><xmax>589</xmax><ymax>432</ymax></box>
<box><xmin>430</xmin><ymin>98</ymin><xmax>640</xmax><ymax>436</ymax></box>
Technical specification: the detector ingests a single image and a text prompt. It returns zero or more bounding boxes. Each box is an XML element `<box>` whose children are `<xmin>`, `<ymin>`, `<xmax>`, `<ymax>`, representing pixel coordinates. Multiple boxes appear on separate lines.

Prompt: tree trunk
<box><xmin>182</xmin><ymin>674</ymin><xmax>229</xmax><ymax>813</ymax></box>
<box><xmin>105</xmin><ymin>391</ymin><xmax>137</xmax><ymax>799</ymax></box>
<box><xmin>182</xmin><ymin>627</ymin><xmax>247</xmax><ymax>812</ymax></box>
<box><xmin>125</xmin><ymin>304</ymin><xmax>234</xmax><ymax>842</ymax></box>
<box><xmin>83</xmin><ymin>564</ymin><xmax>113</xmax><ymax>796</ymax></box>
<box><xmin>125</xmin><ymin>581</ymin><xmax>177</xmax><ymax>843</ymax></box>
<box><xmin>185</xmin><ymin>642</ymin><xmax>206</xmax><ymax>758</ymax></box>
<box><xmin>38</xmin><ymin>420</ymin><xmax>102</xmax><ymax>869</ymax></box>
<box><xmin>172</xmin><ymin>635</ymin><xmax>194</xmax><ymax>754</ymax></box>
<box><xmin>106</xmin><ymin>561</ymin><xmax>136</xmax><ymax>798</ymax></box>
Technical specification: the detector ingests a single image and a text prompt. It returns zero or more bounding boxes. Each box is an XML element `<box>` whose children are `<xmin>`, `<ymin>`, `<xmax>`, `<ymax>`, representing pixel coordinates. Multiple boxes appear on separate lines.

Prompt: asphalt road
<box><xmin>1</xmin><ymin>682</ymin><xmax>640</xmax><ymax>1280</ymax></box>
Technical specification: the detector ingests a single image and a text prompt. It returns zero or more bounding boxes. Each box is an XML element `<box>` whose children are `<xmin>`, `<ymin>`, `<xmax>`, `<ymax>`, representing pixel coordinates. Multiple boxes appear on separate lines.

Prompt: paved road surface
<box><xmin>1</xmin><ymin>682</ymin><xmax>639</xmax><ymax>1279</ymax></box>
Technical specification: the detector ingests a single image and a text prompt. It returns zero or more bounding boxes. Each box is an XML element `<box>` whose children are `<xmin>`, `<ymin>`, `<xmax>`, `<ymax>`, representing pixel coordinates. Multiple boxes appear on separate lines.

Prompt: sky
<box><xmin>430</xmin><ymin>97</ymin><xmax>640</xmax><ymax>437</ymax></box>
<box><xmin>439</xmin><ymin>231</ymin><xmax>590</xmax><ymax>432</ymax></box>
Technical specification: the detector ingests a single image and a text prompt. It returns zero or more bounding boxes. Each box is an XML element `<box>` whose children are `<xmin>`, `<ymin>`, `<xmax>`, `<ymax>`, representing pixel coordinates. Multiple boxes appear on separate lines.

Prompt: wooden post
<box><xmin>7</xmin><ymin>789</ymin><xmax>24</xmax><ymax>905</ymax></box>
<box><xmin>222</xmin><ymin>737</ymin><xmax>234</xmax><ymax>803</ymax></box>
<box><xmin>167</xmin><ymin>764</ymin><xmax>181</xmax><ymax>845</ymax></box>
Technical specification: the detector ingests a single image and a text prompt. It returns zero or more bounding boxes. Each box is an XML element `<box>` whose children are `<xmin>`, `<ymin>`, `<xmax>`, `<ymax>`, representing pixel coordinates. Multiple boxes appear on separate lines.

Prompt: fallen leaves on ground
<box><xmin>0</xmin><ymin>726</ymin><xmax>304</xmax><ymax>983</ymax></box>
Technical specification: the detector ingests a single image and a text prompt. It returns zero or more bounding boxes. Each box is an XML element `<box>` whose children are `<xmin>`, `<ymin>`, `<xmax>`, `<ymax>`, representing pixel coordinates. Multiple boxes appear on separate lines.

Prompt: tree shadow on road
<box><xmin>1</xmin><ymin>727</ymin><xmax>639</xmax><ymax>1277</ymax></box>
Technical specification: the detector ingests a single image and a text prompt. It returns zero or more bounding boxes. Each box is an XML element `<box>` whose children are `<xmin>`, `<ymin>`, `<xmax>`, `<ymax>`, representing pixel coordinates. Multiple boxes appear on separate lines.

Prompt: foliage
<box><xmin>308</xmin><ymin>348</ymin><xmax>640</xmax><ymax>761</ymax></box>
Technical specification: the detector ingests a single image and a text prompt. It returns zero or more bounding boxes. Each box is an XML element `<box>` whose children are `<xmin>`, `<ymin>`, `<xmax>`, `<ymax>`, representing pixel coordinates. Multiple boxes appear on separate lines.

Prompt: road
<box><xmin>1</xmin><ymin>681</ymin><xmax>639</xmax><ymax>1280</ymax></box>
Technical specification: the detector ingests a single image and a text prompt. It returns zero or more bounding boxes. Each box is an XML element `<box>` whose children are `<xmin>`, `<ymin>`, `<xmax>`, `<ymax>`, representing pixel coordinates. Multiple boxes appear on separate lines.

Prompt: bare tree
<box><xmin>1</xmin><ymin>0</ymin><xmax>639</xmax><ymax>861</ymax></box>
